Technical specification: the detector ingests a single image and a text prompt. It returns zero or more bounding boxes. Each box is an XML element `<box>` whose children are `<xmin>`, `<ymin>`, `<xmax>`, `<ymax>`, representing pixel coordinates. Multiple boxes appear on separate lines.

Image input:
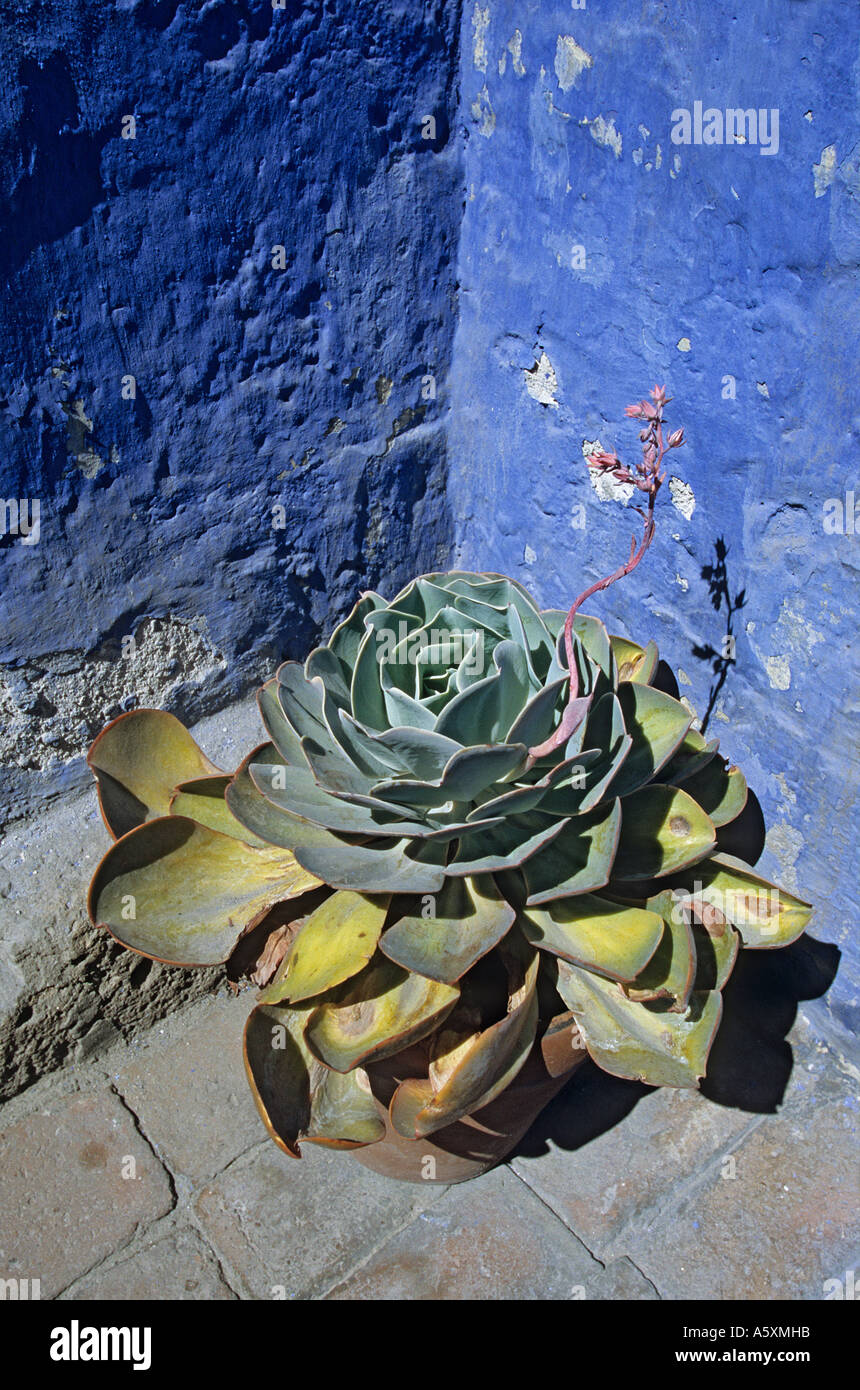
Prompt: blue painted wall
<box><xmin>450</xmin><ymin>0</ymin><xmax>860</xmax><ymax>1046</ymax></box>
<box><xmin>0</xmin><ymin>0</ymin><xmax>461</xmax><ymax>817</ymax></box>
<box><xmin>1</xmin><ymin>0</ymin><xmax>857</xmax><ymax>1048</ymax></box>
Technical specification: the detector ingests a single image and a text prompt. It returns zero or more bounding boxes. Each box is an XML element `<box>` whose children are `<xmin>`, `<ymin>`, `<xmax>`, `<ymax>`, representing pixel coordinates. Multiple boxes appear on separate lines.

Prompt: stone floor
<box><xmin>0</xmin><ymin>946</ymin><xmax>857</xmax><ymax>1301</ymax></box>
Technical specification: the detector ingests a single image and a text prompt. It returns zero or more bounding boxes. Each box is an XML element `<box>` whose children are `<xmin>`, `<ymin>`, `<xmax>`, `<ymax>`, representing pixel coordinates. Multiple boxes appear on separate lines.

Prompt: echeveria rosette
<box><xmin>85</xmin><ymin>570</ymin><xmax>812</xmax><ymax>1159</ymax></box>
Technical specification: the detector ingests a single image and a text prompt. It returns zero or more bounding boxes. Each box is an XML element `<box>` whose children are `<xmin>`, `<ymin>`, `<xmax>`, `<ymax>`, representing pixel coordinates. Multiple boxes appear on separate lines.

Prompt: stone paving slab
<box><xmin>194</xmin><ymin>1139</ymin><xmax>449</xmax><ymax>1300</ymax></box>
<box><xmin>511</xmin><ymin>1060</ymin><xmax>759</xmax><ymax>1260</ymax></box>
<box><xmin>61</xmin><ymin>1223</ymin><xmax>236</xmax><ymax>1301</ymax></box>
<box><xmin>613</xmin><ymin>1057</ymin><xmax>860</xmax><ymax>1300</ymax></box>
<box><xmin>324</xmin><ymin>1166</ymin><xmax>658</xmax><ymax>1301</ymax></box>
<box><xmin>114</xmin><ymin>991</ymin><xmax>261</xmax><ymax>1184</ymax></box>
<box><xmin>0</xmin><ymin>1091</ymin><xmax>174</xmax><ymax>1299</ymax></box>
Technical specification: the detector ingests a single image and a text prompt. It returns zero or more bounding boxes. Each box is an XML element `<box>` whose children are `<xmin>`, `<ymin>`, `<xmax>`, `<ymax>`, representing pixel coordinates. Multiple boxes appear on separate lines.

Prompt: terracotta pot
<box><xmin>351</xmin><ymin>1012</ymin><xmax>588</xmax><ymax>1184</ymax></box>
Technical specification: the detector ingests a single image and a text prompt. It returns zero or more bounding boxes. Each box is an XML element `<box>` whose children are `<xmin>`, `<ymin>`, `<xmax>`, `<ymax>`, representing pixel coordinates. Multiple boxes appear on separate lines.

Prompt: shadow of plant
<box><xmin>512</xmin><ymin>932</ymin><xmax>840</xmax><ymax>1160</ymax></box>
<box><xmin>691</xmin><ymin>536</ymin><xmax>747</xmax><ymax>736</ymax></box>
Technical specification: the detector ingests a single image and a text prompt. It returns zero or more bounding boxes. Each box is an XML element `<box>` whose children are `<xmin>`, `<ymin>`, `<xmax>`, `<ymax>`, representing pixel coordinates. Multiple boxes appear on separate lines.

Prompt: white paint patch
<box><xmin>668</xmin><ymin>476</ymin><xmax>695</xmax><ymax>519</ymax></box>
<box><xmin>554</xmin><ymin>35</ymin><xmax>593</xmax><ymax>92</ymax></box>
<box><xmin>524</xmin><ymin>543</ymin><xmax>536</xmax><ymax>564</ymax></box>
<box><xmin>472</xmin><ymin>4</ymin><xmax>490</xmax><ymax>72</ymax></box>
<box><xmin>524</xmin><ymin>351</ymin><xmax>559</xmax><ymax>408</ymax></box>
<box><xmin>677</xmin><ymin>336</ymin><xmax>691</xmax><ymax>352</ymax></box>
<box><xmin>731</xmin><ymin>185</ymin><xmax>740</xmax><ymax>199</ymax></box>
<box><xmin>756</xmin><ymin>381</ymin><xmax>770</xmax><ymax>398</ymax></box>
<box><xmin>813</xmin><ymin>144</ymin><xmax>837</xmax><ymax>197</ymax></box>
<box><xmin>764</xmin><ymin>654</ymin><xmax>791</xmax><ymax>690</ymax></box>
<box><xmin>583</xmin><ymin>439</ymin><xmax>634</xmax><ymax>503</ymax></box>
<box><xmin>804</xmin><ymin>110</ymin><xmax>813</xmax><ymax>122</ymax></box>
<box><xmin>675</xmin><ymin>572</ymin><xmax>689</xmax><ymax>591</ymax></box>
<box><xmin>638</xmin><ymin>123</ymin><xmax>650</xmax><ymax>142</ymax></box>
<box><xmin>471</xmin><ymin>85</ymin><xmax>496</xmax><ymax>137</ymax></box>
<box><xmin>632</xmin><ymin>148</ymin><xmax>643</xmax><ymax>166</ymax></box>
<box><xmin>677</xmin><ymin>668</ymin><xmax>692</xmax><ymax>687</ymax></box>
<box><xmin>774</xmin><ymin>599</ymin><xmax>825</xmax><ymax>656</ymax></box>
<box><xmin>655</xmin><ymin>143</ymin><xmax>663</xmax><ymax>169</ymax></box>
<box><xmin>584</xmin><ymin>114</ymin><xmax>622</xmax><ymax>158</ymax></box>
<box><xmin>507</xmin><ymin>29</ymin><xmax>525</xmax><ymax>76</ymax></box>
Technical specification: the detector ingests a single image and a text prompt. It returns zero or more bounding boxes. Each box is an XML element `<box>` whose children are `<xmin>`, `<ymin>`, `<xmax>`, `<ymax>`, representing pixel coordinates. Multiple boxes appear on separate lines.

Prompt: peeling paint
<box><xmin>679</xmin><ymin>695</ymin><xmax>701</xmax><ymax>730</ymax></box>
<box><xmin>506</xmin><ymin>29</ymin><xmax>525</xmax><ymax>76</ymax></box>
<box><xmin>524</xmin><ymin>351</ymin><xmax>559</xmax><ymax>408</ymax></box>
<box><xmin>765</xmin><ymin>821</ymin><xmax>803</xmax><ymax>892</ymax></box>
<box><xmin>583</xmin><ymin>439</ymin><xmax>635</xmax><ymax>503</ymax></box>
<box><xmin>764</xmin><ymin>653</ymin><xmax>791</xmax><ymax>690</ymax></box>
<box><xmin>471</xmin><ymin>84</ymin><xmax>496</xmax><ymax>137</ymax></box>
<box><xmin>677</xmin><ymin>668</ymin><xmax>692</xmax><ymax>686</ymax></box>
<box><xmin>813</xmin><ymin>144</ymin><xmax>837</xmax><ymax>197</ymax></box>
<box><xmin>0</xmin><ymin>618</ymin><xmax>224</xmax><ymax>770</ymax></box>
<box><xmin>61</xmin><ymin>398</ymin><xmax>107</xmax><ymax>478</ymax></box>
<box><xmin>524</xmin><ymin>543</ymin><xmax>536</xmax><ymax>564</ymax></box>
<box><xmin>472</xmin><ymin>4</ymin><xmax>490</xmax><ymax>73</ymax></box>
<box><xmin>756</xmin><ymin>381</ymin><xmax>770</xmax><ymax>398</ymax></box>
<box><xmin>375</xmin><ymin>374</ymin><xmax>393</xmax><ymax>405</ymax></box>
<box><xmin>583</xmin><ymin>114</ymin><xmax>622</xmax><ymax>158</ymax></box>
<box><xmin>675</xmin><ymin>572</ymin><xmax>689</xmax><ymax>591</ymax></box>
<box><xmin>668</xmin><ymin>476</ymin><xmax>695</xmax><ymax>519</ymax></box>
<box><xmin>774</xmin><ymin>771</ymin><xmax>798</xmax><ymax>806</ymax></box>
<box><xmin>773</xmin><ymin>599</ymin><xmax>825</xmax><ymax>657</ymax></box>
<box><xmin>677</xmin><ymin>336</ymin><xmax>691</xmax><ymax>352</ymax></box>
<box><xmin>554</xmin><ymin>35</ymin><xmax>593</xmax><ymax>92</ymax></box>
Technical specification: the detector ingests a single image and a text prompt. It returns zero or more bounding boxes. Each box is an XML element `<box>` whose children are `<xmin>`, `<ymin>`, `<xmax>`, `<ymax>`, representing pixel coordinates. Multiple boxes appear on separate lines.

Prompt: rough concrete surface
<box><xmin>0</xmin><ymin>697</ymin><xmax>263</xmax><ymax>1099</ymax></box>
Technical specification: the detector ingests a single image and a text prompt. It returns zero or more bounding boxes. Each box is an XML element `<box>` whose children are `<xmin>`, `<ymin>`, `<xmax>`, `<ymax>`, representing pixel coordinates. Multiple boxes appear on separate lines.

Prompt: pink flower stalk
<box><xmin>528</xmin><ymin>385</ymin><xmax>686</xmax><ymax>763</ymax></box>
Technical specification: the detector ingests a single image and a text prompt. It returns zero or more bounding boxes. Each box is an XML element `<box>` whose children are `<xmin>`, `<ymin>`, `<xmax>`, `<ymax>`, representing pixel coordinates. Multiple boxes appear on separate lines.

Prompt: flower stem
<box><xmin>527</xmin><ymin>386</ymin><xmax>683</xmax><ymax>763</ymax></box>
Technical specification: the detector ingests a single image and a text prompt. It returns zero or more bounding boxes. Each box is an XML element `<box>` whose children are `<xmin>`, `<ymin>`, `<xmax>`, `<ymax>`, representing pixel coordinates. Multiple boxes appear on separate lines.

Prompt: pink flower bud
<box><xmin>625</xmin><ymin>404</ymin><xmax>645</xmax><ymax>418</ymax></box>
<box><xmin>668</xmin><ymin>428</ymin><xmax>685</xmax><ymax>447</ymax></box>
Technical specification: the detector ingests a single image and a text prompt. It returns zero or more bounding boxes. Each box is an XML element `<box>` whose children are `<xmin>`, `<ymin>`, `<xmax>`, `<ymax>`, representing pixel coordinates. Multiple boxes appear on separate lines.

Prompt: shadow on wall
<box><xmin>691</xmin><ymin>538</ymin><xmax>747</xmax><ymax>737</ymax></box>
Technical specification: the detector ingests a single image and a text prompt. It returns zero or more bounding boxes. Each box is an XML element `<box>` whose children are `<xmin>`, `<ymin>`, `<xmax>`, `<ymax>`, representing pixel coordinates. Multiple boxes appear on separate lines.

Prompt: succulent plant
<box><xmin>85</xmin><ymin>388</ymin><xmax>811</xmax><ymax>1170</ymax></box>
<box><xmin>87</xmin><ymin>568</ymin><xmax>811</xmax><ymax>1159</ymax></box>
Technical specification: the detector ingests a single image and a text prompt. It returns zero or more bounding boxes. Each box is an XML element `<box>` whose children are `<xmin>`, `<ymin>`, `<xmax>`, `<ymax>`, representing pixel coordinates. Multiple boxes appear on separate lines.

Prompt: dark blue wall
<box><xmin>0</xmin><ymin>0</ymin><xmax>461</xmax><ymax>815</ymax></box>
<box><xmin>450</xmin><ymin>0</ymin><xmax>860</xmax><ymax>1046</ymax></box>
